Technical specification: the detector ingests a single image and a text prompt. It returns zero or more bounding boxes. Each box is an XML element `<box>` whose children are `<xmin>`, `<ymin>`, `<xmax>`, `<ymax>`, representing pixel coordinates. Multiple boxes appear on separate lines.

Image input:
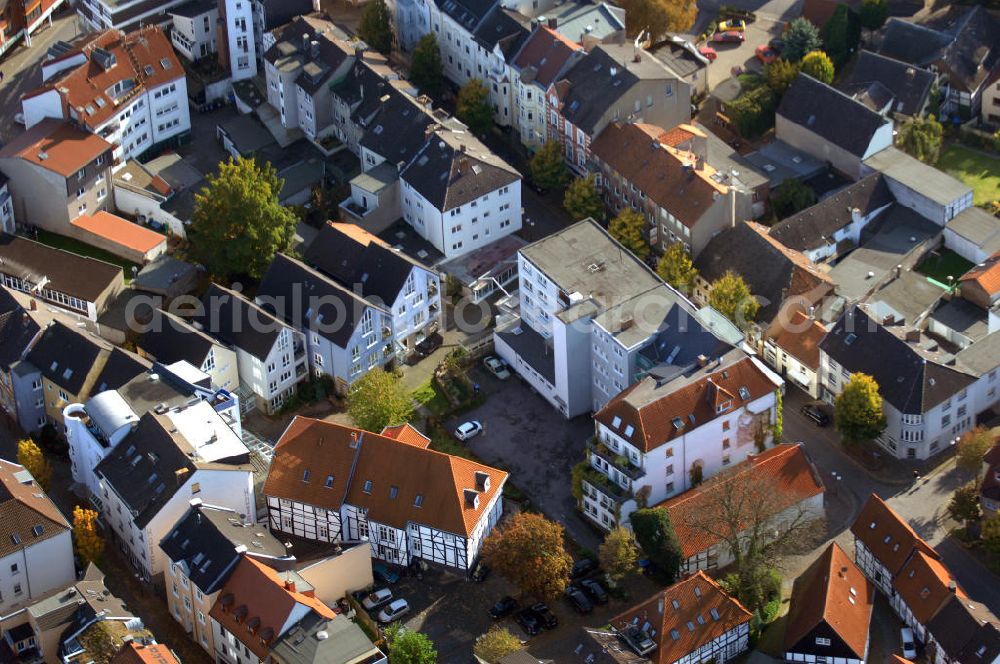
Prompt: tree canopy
<box><xmin>346</xmin><ymin>368</ymin><xmax>414</xmax><ymax>433</ymax></box>
<box><xmin>765</xmin><ymin>58</ymin><xmax>799</xmax><ymax>96</ymax></box>
<box><xmin>800</xmin><ymin>50</ymin><xmax>835</xmax><ymax>84</ymax></box>
<box><xmin>599</xmin><ymin>527</ymin><xmax>639</xmax><ymax>583</ymax></box>
<box><xmin>822</xmin><ymin>4</ymin><xmax>860</xmax><ymax>69</ymax></box>
<box><xmin>17</xmin><ymin>438</ymin><xmax>51</xmax><ymax>491</ymax></box>
<box><xmin>621</xmin><ymin>0</ymin><xmax>697</xmax><ymax>40</ymax></box>
<box><xmin>410</xmin><ymin>34</ymin><xmax>444</xmax><ymax>95</ymax></box>
<box><xmin>708</xmin><ymin>271</ymin><xmax>759</xmax><ymax>329</ymax></box>
<box><xmin>783</xmin><ymin>18</ymin><xmax>822</xmax><ymax>62</ymax></box>
<box><xmin>956</xmin><ymin>427</ymin><xmax>994</xmax><ymax>479</ymax></box>
<box><xmin>385</xmin><ymin>625</ymin><xmax>437</xmax><ymax>664</ymax></box>
<box><xmin>629</xmin><ymin>508</ymin><xmax>683</xmax><ymax>584</ymax></box>
<box><xmin>73</xmin><ymin>506</ymin><xmax>104</xmax><ymax>565</ymax></box>
<box><xmin>529</xmin><ymin>140</ymin><xmax>570</xmax><ymax>190</ymax></box>
<box><xmin>608</xmin><ymin>208</ymin><xmax>650</xmax><ymax>260</ymax></box>
<box><xmin>834</xmin><ymin>373</ymin><xmax>887</xmax><ymax>445</ymax></box>
<box><xmin>358</xmin><ymin>0</ymin><xmax>392</xmax><ymax>55</ymax></box>
<box><xmin>189</xmin><ymin>156</ymin><xmax>297</xmax><ymax>280</ymax></box>
<box><xmin>948</xmin><ymin>484</ymin><xmax>982</xmax><ymax>531</ymax></box>
<box><xmin>771</xmin><ymin>177</ymin><xmax>817</xmax><ymax>219</ymax></box>
<box><xmin>859</xmin><ymin>0</ymin><xmax>888</xmax><ymax>30</ymax></box>
<box><xmin>457</xmin><ymin>79</ymin><xmax>494</xmax><ymax>137</ymax></box>
<box><xmin>896</xmin><ymin>115</ymin><xmax>944</xmax><ymax>164</ymax></box>
<box><xmin>563</xmin><ymin>174</ymin><xmax>605</xmax><ymax>222</ymax></box>
<box><xmin>482</xmin><ymin>512</ymin><xmax>572</xmax><ymax>600</ymax></box>
<box><xmin>474</xmin><ymin>627</ymin><xmax>522</xmax><ymax>663</ymax></box>
<box><xmin>656</xmin><ymin>243</ymin><xmax>698</xmax><ymax>294</ymax></box>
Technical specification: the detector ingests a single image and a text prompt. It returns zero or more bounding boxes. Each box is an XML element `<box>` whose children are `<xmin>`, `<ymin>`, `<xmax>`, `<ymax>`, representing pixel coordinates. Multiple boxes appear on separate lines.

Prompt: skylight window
<box><xmin>302</xmin><ymin>470</ymin><xmax>311</xmax><ymax>482</ymax></box>
<box><xmin>611</xmin><ymin>416</ymin><xmax>622</xmax><ymax>429</ymax></box>
<box><xmin>738</xmin><ymin>387</ymin><xmax>750</xmax><ymax>400</ymax></box>
<box><xmin>363</xmin><ymin>480</ymin><xmax>373</xmax><ymax>494</ymax></box>
<box><xmin>160</xmin><ymin>57</ymin><xmax>172</xmax><ymax>70</ymax></box>
<box><xmin>389</xmin><ymin>486</ymin><xmax>398</xmax><ymax>500</ymax></box>
<box><xmin>623</xmin><ymin>425</ymin><xmax>634</xmax><ymax>438</ymax></box>
<box><xmin>325</xmin><ymin>475</ymin><xmax>334</xmax><ymax>488</ymax></box>
<box><xmin>414</xmin><ymin>494</ymin><xmax>424</xmax><ymax>507</ymax></box>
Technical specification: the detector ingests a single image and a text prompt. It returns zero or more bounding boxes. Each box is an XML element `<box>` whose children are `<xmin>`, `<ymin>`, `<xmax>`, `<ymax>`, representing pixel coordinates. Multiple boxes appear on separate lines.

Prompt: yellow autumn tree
<box><xmin>17</xmin><ymin>438</ymin><xmax>52</xmax><ymax>491</ymax></box>
<box><xmin>73</xmin><ymin>506</ymin><xmax>104</xmax><ymax>565</ymax></box>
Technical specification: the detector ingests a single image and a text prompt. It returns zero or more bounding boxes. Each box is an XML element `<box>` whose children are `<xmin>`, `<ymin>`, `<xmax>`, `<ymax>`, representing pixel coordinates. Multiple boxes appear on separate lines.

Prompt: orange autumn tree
<box><xmin>482</xmin><ymin>512</ymin><xmax>572</xmax><ymax>600</ymax></box>
<box><xmin>73</xmin><ymin>506</ymin><xmax>104</xmax><ymax>565</ymax></box>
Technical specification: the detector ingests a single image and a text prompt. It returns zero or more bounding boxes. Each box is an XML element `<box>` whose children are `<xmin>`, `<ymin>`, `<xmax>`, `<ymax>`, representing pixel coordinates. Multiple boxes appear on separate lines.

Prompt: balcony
<box><xmin>581</xmin><ymin>466</ymin><xmax>631</xmax><ymax>503</ymax></box>
<box><xmin>427</xmin><ymin>280</ymin><xmax>438</xmax><ymax>296</ymax></box>
<box><xmin>588</xmin><ymin>439</ymin><xmax>646</xmax><ymax>481</ymax></box>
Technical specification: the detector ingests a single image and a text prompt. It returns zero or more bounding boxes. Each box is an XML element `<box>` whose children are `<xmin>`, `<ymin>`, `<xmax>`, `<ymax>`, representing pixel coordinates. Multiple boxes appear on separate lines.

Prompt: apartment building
<box><xmin>510</xmin><ymin>25</ymin><xmax>583</xmax><ymax>150</ymax></box>
<box><xmin>0</xmin><ymin>120</ymin><xmax>114</xmax><ymax>233</ymax></box>
<box><xmin>469</xmin><ymin>6</ymin><xmax>530</xmax><ymax>129</ymax></box>
<box><xmin>0</xmin><ymin>289</ymin><xmax>42</xmax><ymax>429</ymax></box>
<box><xmin>546</xmin><ymin>43</ymin><xmax>690</xmax><ymax>174</ymax></box>
<box><xmin>264</xmin><ymin>417</ymin><xmax>507</xmax><ymax>571</ymax></box>
<box><xmin>136</xmin><ymin>309</ymin><xmax>241</xmax><ymax>392</ymax></box>
<box><xmin>169</xmin><ymin>0</ymin><xmax>219</xmax><ymax>61</ymax></box>
<box><xmin>584</xmin><ymin>352</ymin><xmax>782</xmax><ymax>529</ymax></box>
<box><xmin>22</xmin><ymin>27</ymin><xmax>189</xmax><ymax>167</ymax></box>
<box><xmin>0</xmin><ymin>0</ymin><xmax>65</xmax><ymax>58</ymax></box>
<box><xmin>252</xmin><ymin>0</ymin><xmax>314</xmax><ymax>57</ymax></box>
<box><xmin>761</xmin><ymin>310</ymin><xmax>827</xmax><ymax>398</ymax></box>
<box><xmin>76</xmin><ymin>0</ymin><xmax>187</xmax><ymax>31</ymax></box>
<box><xmin>199</xmin><ymin>283</ymin><xmax>308</xmax><ymax>414</ymax></box>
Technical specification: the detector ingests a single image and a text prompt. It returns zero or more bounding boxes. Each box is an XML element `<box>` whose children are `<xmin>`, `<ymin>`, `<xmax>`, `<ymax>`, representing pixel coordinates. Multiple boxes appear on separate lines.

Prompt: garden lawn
<box><xmin>937</xmin><ymin>145</ymin><xmax>1000</xmax><ymax>206</ymax></box>
<box><xmin>411</xmin><ymin>380</ymin><xmax>451</xmax><ymax>417</ymax></box>
<box><xmin>916</xmin><ymin>249</ymin><xmax>974</xmax><ymax>285</ymax></box>
<box><xmin>35</xmin><ymin>229</ymin><xmax>141</xmax><ymax>282</ymax></box>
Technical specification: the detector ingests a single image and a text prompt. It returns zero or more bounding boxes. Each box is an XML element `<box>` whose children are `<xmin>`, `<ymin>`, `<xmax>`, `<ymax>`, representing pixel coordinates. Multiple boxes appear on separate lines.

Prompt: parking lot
<box><xmin>702</xmin><ymin>16</ymin><xmax>787</xmax><ymax>89</ymax></box>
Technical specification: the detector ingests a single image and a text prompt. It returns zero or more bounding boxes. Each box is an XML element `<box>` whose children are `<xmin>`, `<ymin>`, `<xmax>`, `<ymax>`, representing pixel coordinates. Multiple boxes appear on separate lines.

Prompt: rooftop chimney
<box><xmin>547</xmin><ymin>17</ymin><xmax>557</xmax><ymax>29</ymax></box>
<box><xmin>175</xmin><ymin>467</ymin><xmax>190</xmax><ymax>485</ymax></box>
<box><xmin>905</xmin><ymin>329</ymin><xmax>921</xmax><ymax>343</ymax></box>
<box><xmin>284</xmin><ymin>578</ymin><xmax>297</xmax><ymax>593</ymax></box>
<box><xmin>697</xmin><ymin>354</ymin><xmax>708</xmax><ymax>367</ymax></box>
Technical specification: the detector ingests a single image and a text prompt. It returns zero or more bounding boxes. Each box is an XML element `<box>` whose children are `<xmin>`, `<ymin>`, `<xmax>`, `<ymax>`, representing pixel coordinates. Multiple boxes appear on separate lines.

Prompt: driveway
<box><xmin>445</xmin><ymin>368</ymin><xmax>601</xmax><ymax>551</ymax></box>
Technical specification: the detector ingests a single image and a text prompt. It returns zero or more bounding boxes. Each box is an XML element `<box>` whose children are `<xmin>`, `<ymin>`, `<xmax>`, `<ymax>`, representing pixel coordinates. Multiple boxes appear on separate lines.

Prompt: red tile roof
<box><xmin>0</xmin><ymin>458</ymin><xmax>71</xmax><ymax>558</ymax></box>
<box><xmin>0</xmin><ymin>119</ymin><xmax>112</xmax><ymax>178</ymax></box>
<box><xmin>209</xmin><ymin>555</ymin><xmax>334</xmax><ymax>660</ymax></box>
<box><xmin>594</xmin><ymin>355</ymin><xmax>780</xmax><ymax>453</ymax></box>
<box><xmin>784</xmin><ymin>542</ymin><xmax>874</xmax><ymax>659</ymax></box>
<box><xmin>960</xmin><ymin>250</ymin><xmax>1000</xmax><ymax>297</ymax></box>
<box><xmin>513</xmin><ymin>26</ymin><xmax>582</xmax><ymax>88</ymax></box>
<box><xmin>111</xmin><ymin>641</ymin><xmax>180</xmax><ymax>664</ymax></box>
<box><xmin>263</xmin><ymin>417</ymin><xmax>507</xmax><ymax>536</ymax></box>
<box><xmin>769</xmin><ymin>310</ymin><xmax>827</xmax><ymax>370</ymax></box>
<box><xmin>656</xmin><ymin>443</ymin><xmax>825</xmax><ymax>559</ymax></box>
<box><xmin>609</xmin><ymin>571</ymin><xmax>751</xmax><ymax>664</ymax></box>
<box><xmin>892</xmin><ymin>549</ymin><xmax>964</xmax><ymax>625</ymax></box>
<box><xmin>851</xmin><ymin>494</ymin><xmax>938</xmax><ymax>576</ymax></box>
<box><xmin>71</xmin><ymin>211</ymin><xmax>166</xmax><ymax>254</ymax></box>
<box><xmin>328</xmin><ymin>221</ymin><xmax>391</xmax><ymax>248</ymax></box>
<box><xmin>381</xmin><ymin>423</ymin><xmax>431</xmax><ymax>448</ymax></box>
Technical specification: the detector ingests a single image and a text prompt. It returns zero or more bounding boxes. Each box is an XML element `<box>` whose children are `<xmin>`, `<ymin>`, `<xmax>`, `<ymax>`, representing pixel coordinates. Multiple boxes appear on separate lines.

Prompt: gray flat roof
<box><xmin>930</xmin><ymin>298</ymin><xmax>990</xmax><ymax>342</ymax></box>
<box><xmin>350</xmin><ymin>162</ymin><xmax>399</xmax><ymax>194</ymax></box>
<box><xmin>219</xmin><ymin>114</ymin><xmax>276</xmax><ymax>155</ymax></box>
<box><xmin>744</xmin><ymin>140</ymin><xmax>826</xmax><ymax>187</ymax></box>
<box><xmin>496</xmin><ymin>323</ymin><xmax>555</xmax><ymax>385</ymax></box>
<box><xmin>868</xmin><ymin>270</ymin><xmax>946</xmax><ymax>325</ymax></box>
<box><xmin>945</xmin><ymin>206</ymin><xmax>1000</xmax><ymax>255</ymax></box>
<box><xmin>957</xmin><ymin>329</ymin><xmax>1000</xmax><ymax>376</ymax></box>
<box><xmin>864</xmin><ymin>146</ymin><xmax>971</xmax><ymax>205</ymax></box>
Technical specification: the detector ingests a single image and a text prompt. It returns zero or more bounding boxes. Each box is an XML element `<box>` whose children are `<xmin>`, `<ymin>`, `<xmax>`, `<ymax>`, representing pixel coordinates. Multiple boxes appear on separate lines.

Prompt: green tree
<box><xmin>358</xmin><ymin>0</ymin><xmax>392</xmax><ymax>55</ymax></box>
<box><xmin>621</xmin><ymin>0</ymin><xmax>697</xmax><ymax>40</ymax></box>
<box><xmin>773</xmin><ymin>389</ymin><xmax>784</xmax><ymax>443</ymax></box>
<box><xmin>385</xmin><ymin>625</ymin><xmax>437</xmax><ymax>664</ymax></box>
<box><xmin>859</xmin><ymin>0</ymin><xmax>888</xmax><ymax>30</ymax></box>
<box><xmin>457</xmin><ymin>79</ymin><xmax>494</xmax><ymax>137</ymax></box>
<box><xmin>17</xmin><ymin>438</ymin><xmax>52</xmax><ymax>491</ymax></box>
<box><xmin>629</xmin><ymin>508</ymin><xmax>683</xmax><ymax>584</ymax></box>
<box><xmin>529</xmin><ymin>140</ymin><xmax>570</xmax><ymax>190</ymax></box>
<box><xmin>708</xmin><ymin>270</ymin><xmax>759</xmax><ymax>329</ymax></box>
<box><xmin>73</xmin><ymin>506</ymin><xmax>104</xmax><ymax>565</ymax></box>
<box><xmin>563</xmin><ymin>174</ymin><xmax>605</xmax><ymax>222</ymax></box>
<box><xmin>608</xmin><ymin>208</ymin><xmax>650</xmax><ymax>260</ymax></box>
<box><xmin>948</xmin><ymin>484</ymin><xmax>982</xmax><ymax>532</ymax></box>
<box><xmin>765</xmin><ymin>58</ymin><xmax>799</xmax><ymax>96</ymax></box>
<box><xmin>410</xmin><ymin>34</ymin><xmax>444</xmax><ymax>95</ymax></box>
<box><xmin>599</xmin><ymin>526</ymin><xmax>639</xmax><ymax>584</ymax></box>
<box><xmin>984</xmin><ymin>516</ymin><xmax>1000</xmax><ymax>556</ymax></box>
<box><xmin>656</xmin><ymin>243</ymin><xmax>698</xmax><ymax>294</ymax></box>
<box><xmin>783</xmin><ymin>18</ymin><xmax>822</xmax><ymax>62</ymax></box>
<box><xmin>726</xmin><ymin>85</ymin><xmax>779</xmax><ymax>138</ymax></box>
<box><xmin>822</xmin><ymin>4</ymin><xmax>860</xmax><ymax>69</ymax></box>
<box><xmin>473</xmin><ymin>627</ymin><xmax>522</xmax><ymax>664</ymax></box>
<box><xmin>189</xmin><ymin>156</ymin><xmax>297</xmax><ymax>280</ymax></box>
<box><xmin>834</xmin><ymin>373</ymin><xmax>887</xmax><ymax>446</ymax></box>
<box><xmin>895</xmin><ymin>114</ymin><xmax>944</xmax><ymax>164</ymax></box>
<box><xmin>800</xmin><ymin>50</ymin><xmax>835</xmax><ymax>84</ymax></box>
<box><xmin>482</xmin><ymin>512</ymin><xmax>572</xmax><ymax>600</ymax></box>
<box><xmin>346</xmin><ymin>368</ymin><xmax>414</xmax><ymax>433</ymax></box>
<box><xmin>956</xmin><ymin>427</ymin><xmax>994</xmax><ymax>480</ymax></box>
<box><xmin>771</xmin><ymin>178</ymin><xmax>817</xmax><ymax>219</ymax></box>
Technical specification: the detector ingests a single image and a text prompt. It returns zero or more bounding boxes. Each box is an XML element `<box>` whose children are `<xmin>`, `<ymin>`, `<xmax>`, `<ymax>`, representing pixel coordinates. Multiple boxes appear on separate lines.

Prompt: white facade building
<box><xmin>169</xmin><ymin>2</ymin><xmax>218</xmax><ymax>61</ymax></box>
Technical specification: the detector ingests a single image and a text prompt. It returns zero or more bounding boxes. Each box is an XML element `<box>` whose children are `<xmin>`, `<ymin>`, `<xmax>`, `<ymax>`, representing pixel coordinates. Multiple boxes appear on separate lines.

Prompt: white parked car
<box><xmin>362</xmin><ymin>587</ymin><xmax>392</xmax><ymax>610</ymax></box>
<box><xmin>377</xmin><ymin>598</ymin><xmax>410</xmax><ymax>623</ymax></box>
<box><xmin>901</xmin><ymin>627</ymin><xmax>917</xmax><ymax>659</ymax></box>
<box><xmin>483</xmin><ymin>356</ymin><xmax>511</xmax><ymax>380</ymax></box>
<box><xmin>454</xmin><ymin>420</ymin><xmax>483</xmax><ymax>441</ymax></box>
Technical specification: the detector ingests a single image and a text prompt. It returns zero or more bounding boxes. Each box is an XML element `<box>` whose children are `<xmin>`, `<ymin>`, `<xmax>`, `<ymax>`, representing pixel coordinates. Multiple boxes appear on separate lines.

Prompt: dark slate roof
<box><xmin>353</xmin><ymin>78</ymin><xmax>436</xmax><ymax>166</ymax></box>
<box><xmin>769</xmin><ymin>174</ymin><xmax>894</xmax><ymax>252</ymax></box>
<box><xmin>91</xmin><ymin>348</ymin><xmax>151</xmax><ymax>394</ymax></box>
<box><xmin>168</xmin><ymin>0</ymin><xmax>216</xmax><ymax>18</ymax></box>
<box><xmin>257</xmin><ymin>253</ymin><xmax>381</xmax><ymax>348</ymax></box>
<box><xmin>160</xmin><ymin>503</ymin><xmax>290</xmax><ymax>594</ymax></box>
<box><xmin>878</xmin><ymin>18</ymin><xmax>952</xmax><ymax>67</ymax></box>
<box><xmin>819</xmin><ymin>307</ymin><xmax>976</xmax><ymax>414</ymax></box>
<box><xmin>0</xmin><ymin>287</ymin><xmax>40</xmax><ymax>369</ymax></box>
<box><xmin>840</xmin><ymin>51</ymin><xmax>935</xmax><ymax>117</ymax></box>
<box><xmin>199</xmin><ymin>283</ymin><xmax>287</xmax><ymax>362</ymax></box>
<box><xmin>473</xmin><ymin>6</ymin><xmax>529</xmax><ymax>56</ymax></box>
<box><xmin>138</xmin><ymin>309</ymin><xmax>217</xmax><ymax>368</ymax></box>
<box><xmin>777</xmin><ymin>74</ymin><xmax>891</xmax><ymax>158</ymax></box>
<box><xmin>25</xmin><ymin>322</ymin><xmax>105</xmax><ymax>395</ymax></box>
<box><xmin>0</xmin><ymin>234</ymin><xmax>122</xmax><ymax>303</ymax></box>
<box><xmin>305</xmin><ymin>224</ymin><xmax>424</xmax><ymax>307</ymax></box>
<box><xmin>271</xmin><ymin>612</ymin><xmax>382</xmax><ymax>664</ymax></box>
<box><xmin>927</xmin><ymin>594</ymin><xmax>1000</xmax><ymax>661</ymax></box>
<box><xmin>436</xmin><ymin>0</ymin><xmax>496</xmax><ymax>32</ymax></box>
<box><xmin>258</xmin><ymin>0</ymin><xmax>314</xmax><ymax>30</ymax></box>
<box><xmin>265</xmin><ymin>16</ymin><xmax>353</xmax><ymax>96</ymax></box>
<box><xmin>399</xmin><ymin>126</ymin><xmax>519</xmax><ymax>212</ymax></box>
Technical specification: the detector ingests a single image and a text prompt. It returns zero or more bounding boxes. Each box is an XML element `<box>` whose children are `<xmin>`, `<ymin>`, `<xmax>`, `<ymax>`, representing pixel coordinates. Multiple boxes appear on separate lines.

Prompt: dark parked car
<box><xmin>515</xmin><ymin>607</ymin><xmax>542</xmax><ymax>636</ymax></box>
<box><xmin>768</xmin><ymin>37</ymin><xmax>785</xmax><ymax>52</ymax></box>
<box><xmin>471</xmin><ymin>560</ymin><xmax>490</xmax><ymax>582</ymax></box>
<box><xmin>565</xmin><ymin>586</ymin><xmax>593</xmax><ymax>614</ymax></box>
<box><xmin>531</xmin><ymin>602</ymin><xmax>558</xmax><ymax>629</ymax></box>
<box><xmin>415</xmin><ymin>332</ymin><xmax>443</xmax><ymax>357</ymax></box>
<box><xmin>490</xmin><ymin>596</ymin><xmax>519</xmax><ymax>619</ymax></box>
<box><xmin>801</xmin><ymin>404</ymin><xmax>831</xmax><ymax>427</ymax></box>
<box><xmin>579</xmin><ymin>578</ymin><xmax>609</xmax><ymax>604</ymax></box>
<box><xmin>571</xmin><ymin>558</ymin><xmax>599</xmax><ymax>579</ymax></box>
<box><xmin>372</xmin><ymin>562</ymin><xmax>400</xmax><ymax>585</ymax></box>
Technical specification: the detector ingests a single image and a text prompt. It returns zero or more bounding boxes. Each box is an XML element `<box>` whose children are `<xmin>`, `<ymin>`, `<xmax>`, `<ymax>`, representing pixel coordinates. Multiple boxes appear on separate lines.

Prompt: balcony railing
<box><xmin>588</xmin><ymin>440</ymin><xmax>646</xmax><ymax>481</ymax></box>
<box><xmin>581</xmin><ymin>466</ymin><xmax>630</xmax><ymax>503</ymax></box>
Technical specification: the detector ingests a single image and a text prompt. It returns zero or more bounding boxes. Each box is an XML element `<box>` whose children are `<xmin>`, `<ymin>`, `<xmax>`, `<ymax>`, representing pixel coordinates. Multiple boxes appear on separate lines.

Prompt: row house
<box><xmin>264</xmin><ymin>417</ymin><xmax>507</xmax><ymax>571</ymax></box>
<box><xmin>839</xmin><ymin>50</ymin><xmax>937</xmax><ymax>122</ymax></box>
<box><xmin>657</xmin><ymin>444</ymin><xmax>824</xmax><ymax>575</ymax></box>
<box><xmin>210</xmin><ymin>554</ymin><xmax>385</xmax><ymax>664</ymax></box>
<box><xmin>200</xmin><ymin>282</ymin><xmax>308</xmax><ymax>414</ymax></box>
<box><xmin>256</xmin><ymin>253</ymin><xmax>394</xmax><ymax>396</ymax></box>
<box><xmin>22</xmin><ymin>27</ymin><xmax>190</xmax><ymax>168</ymax></box>
<box><xmin>94</xmin><ymin>407</ymin><xmax>255</xmax><ymax>585</ymax></box>
<box><xmin>546</xmin><ymin>43</ymin><xmax>690</xmax><ymax>174</ymax></box>
<box><xmin>65</xmin><ymin>361</ymin><xmax>241</xmax><ymax>503</ymax></box>
<box><xmin>0</xmin><ymin>0</ymin><xmax>65</xmax><ymax>58</ymax></box>
<box><xmin>761</xmin><ymin>310</ymin><xmax>827</xmax><ymax>398</ymax></box>
<box><xmin>469</xmin><ymin>5</ymin><xmax>529</xmax><ymax>129</ymax></box>
<box><xmin>590</xmin><ymin>122</ymin><xmax>752</xmax><ymax>258</ymax></box>
<box><xmin>784</xmin><ymin>543</ymin><xmax>874</xmax><ymax>664</ymax></box>
<box><xmin>583</xmin><ymin>572</ymin><xmax>752</xmax><ymax>664</ymax></box>
<box><xmin>0</xmin><ymin>459</ymin><xmax>75</xmax><ymax>617</ymax></box>
<box><xmin>136</xmin><ymin>308</ymin><xmax>241</xmax><ymax>393</ymax></box>
<box><xmin>584</xmin><ymin>351</ymin><xmax>783</xmax><ymax>530</ymax></box>
<box><xmin>253</xmin><ymin>0</ymin><xmax>314</xmax><ymax>60</ymax></box>
<box><xmin>0</xmin><ymin>120</ymin><xmax>114</xmax><ymax>234</ymax></box>
<box><xmin>0</xmin><ymin>289</ymin><xmax>41</xmax><ymax>429</ymax></box>
<box><xmin>304</xmin><ymin>222</ymin><xmax>443</xmax><ymax>359</ymax></box>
